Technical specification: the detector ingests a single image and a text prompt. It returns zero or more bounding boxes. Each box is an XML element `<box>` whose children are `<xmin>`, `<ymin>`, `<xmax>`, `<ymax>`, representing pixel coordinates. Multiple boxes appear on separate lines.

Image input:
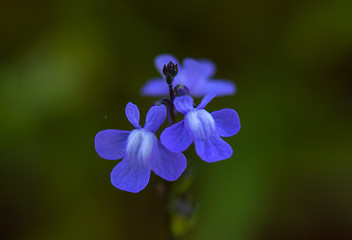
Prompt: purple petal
<box><xmin>125</xmin><ymin>102</ymin><xmax>141</xmax><ymax>129</ymax></box>
<box><xmin>110</xmin><ymin>157</ymin><xmax>151</xmax><ymax>193</ymax></box>
<box><xmin>154</xmin><ymin>54</ymin><xmax>180</xmax><ymax>76</ymax></box>
<box><xmin>211</xmin><ymin>109</ymin><xmax>240</xmax><ymax>137</ymax></box>
<box><xmin>160</xmin><ymin>120</ymin><xmax>193</xmax><ymax>152</ymax></box>
<box><xmin>174</xmin><ymin>95</ymin><xmax>194</xmax><ymax>115</ymax></box>
<box><xmin>144</xmin><ymin>105</ymin><xmax>167</xmax><ymax>132</ymax></box>
<box><xmin>151</xmin><ymin>141</ymin><xmax>187</xmax><ymax>181</ymax></box>
<box><xmin>182</xmin><ymin>58</ymin><xmax>208</xmax><ymax>89</ymax></box>
<box><xmin>140</xmin><ymin>78</ymin><xmax>169</xmax><ymax>96</ymax></box>
<box><xmin>196</xmin><ymin>91</ymin><xmax>217</xmax><ymax>109</ymax></box>
<box><xmin>95</xmin><ymin>130</ymin><xmax>130</xmax><ymax>160</ymax></box>
<box><xmin>194</xmin><ymin>135</ymin><xmax>233</xmax><ymax>162</ymax></box>
<box><xmin>172</xmin><ymin>70</ymin><xmax>188</xmax><ymax>87</ymax></box>
<box><xmin>199</xmin><ymin>59</ymin><xmax>217</xmax><ymax>77</ymax></box>
<box><xmin>193</xmin><ymin>80</ymin><xmax>236</xmax><ymax>97</ymax></box>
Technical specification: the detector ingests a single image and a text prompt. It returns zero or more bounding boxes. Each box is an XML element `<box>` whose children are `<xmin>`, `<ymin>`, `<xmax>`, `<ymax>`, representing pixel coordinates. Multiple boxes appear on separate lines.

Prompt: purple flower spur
<box><xmin>160</xmin><ymin>92</ymin><xmax>240</xmax><ymax>162</ymax></box>
<box><xmin>141</xmin><ymin>54</ymin><xmax>236</xmax><ymax>97</ymax></box>
<box><xmin>95</xmin><ymin>103</ymin><xmax>187</xmax><ymax>193</ymax></box>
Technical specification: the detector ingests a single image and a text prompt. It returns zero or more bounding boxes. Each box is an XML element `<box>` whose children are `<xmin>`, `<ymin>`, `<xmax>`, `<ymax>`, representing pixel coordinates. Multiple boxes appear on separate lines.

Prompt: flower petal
<box><xmin>125</xmin><ymin>102</ymin><xmax>141</xmax><ymax>129</ymax></box>
<box><xmin>199</xmin><ymin>59</ymin><xmax>217</xmax><ymax>77</ymax></box>
<box><xmin>95</xmin><ymin>130</ymin><xmax>130</xmax><ymax>160</ymax></box>
<box><xmin>182</xmin><ymin>58</ymin><xmax>208</xmax><ymax>89</ymax></box>
<box><xmin>160</xmin><ymin>120</ymin><xmax>193</xmax><ymax>152</ymax></box>
<box><xmin>194</xmin><ymin>135</ymin><xmax>233</xmax><ymax>162</ymax></box>
<box><xmin>174</xmin><ymin>95</ymin><xmax>194</xmax><ymax>115</ymax></box>
<box><xmin>140</xmin><ymin>78</ymin><xmax>169</xmax><ymax>96</ymax></box>
<box><xmin>110</xmin><ymin>157</ymin><xmax>151</xmax><ymax>193</ymax></box>
<box><xmin>196</xmin><ymin>91</ymin><xmax>217</xmax><ymax>109</ymax></box>
<box><xmin>211</xmin><ymin>109</ymin><xmax>240</xmax><ymax>137</ymax></box>
<box><xmin>151</xmin><ymin>141</ymin><xmax>187</xmax><ymax>181</ymax></box>
<box><xmin>194</xmin><ymin>79</ymin><xmax>236</xmax><ymax>97</ymax></box>
<box><xmin>154</xmin><ymin>54</ymin><xmax>180</xmax><ymax>76</ymax></box>
<box><xmin>144</xmin><ymin>105</ymin><xmax>167</xmax><ymax>132</ymax></box>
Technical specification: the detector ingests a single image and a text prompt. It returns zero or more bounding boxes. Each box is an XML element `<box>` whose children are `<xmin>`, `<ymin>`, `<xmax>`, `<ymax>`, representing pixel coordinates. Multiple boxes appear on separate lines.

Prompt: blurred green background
<box><xmin>1</xmin><ymin>0</ymin><xmax>352</xmax><ymax>239</ymax></box>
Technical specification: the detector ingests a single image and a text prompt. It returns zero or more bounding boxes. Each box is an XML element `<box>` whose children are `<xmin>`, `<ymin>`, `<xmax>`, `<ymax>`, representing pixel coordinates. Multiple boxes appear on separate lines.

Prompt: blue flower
<box><xmin>141</xmin><ymin>54</ymin><xmax>236</xmax><ymax>97</ymax></box>
<box><xmin>160</xmin><ymin>92</ymin><xmax>240</xmax><ymax>162</ymax></box>
<box><xmin>95</xmin><ymin>103</ymin><xmax>187</xmax><ymax>193</ymax></box>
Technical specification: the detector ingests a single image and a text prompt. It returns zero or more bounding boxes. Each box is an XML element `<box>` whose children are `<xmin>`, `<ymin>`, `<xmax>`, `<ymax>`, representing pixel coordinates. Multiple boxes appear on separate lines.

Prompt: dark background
<box><xmin>1</xmin><ymin>0</ymin><xmax>352</xmax><ymax>239</ymax></box>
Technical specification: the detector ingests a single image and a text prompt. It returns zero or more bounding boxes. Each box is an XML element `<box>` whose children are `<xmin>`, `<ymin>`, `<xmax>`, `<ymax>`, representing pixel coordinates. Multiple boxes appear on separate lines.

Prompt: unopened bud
<box><xmin>173</xmin><ymin>84</ymin><xmax>189</xmax><ymax>97</ymax></box>
<box><xmin>163</xmin><ymin>61</ymin><xmax>178</xmax><ymax>77</ymax></box>
<box><xmin>163</xmin><ymin>61</ymin><xmax>178</xmax><ymax>85</ymax></box>
<box><xmin>152</xmin><ymin>98</ymin><xmax>169</xmax><ymax>106</ymax></box>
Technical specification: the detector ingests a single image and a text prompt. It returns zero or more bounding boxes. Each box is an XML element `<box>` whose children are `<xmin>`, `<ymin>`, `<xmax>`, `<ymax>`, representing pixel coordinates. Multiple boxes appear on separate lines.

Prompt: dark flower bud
<box><xmin>163</xmin><ymin>61</ymin><xmax>178</xmax><ymax>85</ymax></box>
<box><xmin>163</xmin><ymin>61</ymin><xmax>178</xmax><ymax>77</ymax></box>
<box><xmin>173</xmin><ymin>84</ymin><xmax>189</xmax><ymax>97</ymax></box>
<box><xmin>152</xmin><ymin>98</ymin><xmax>169</xmax><ymax>106</ymax></box>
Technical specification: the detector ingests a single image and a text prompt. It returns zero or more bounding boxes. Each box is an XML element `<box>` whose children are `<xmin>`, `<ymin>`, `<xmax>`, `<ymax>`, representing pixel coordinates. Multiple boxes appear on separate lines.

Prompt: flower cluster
<box><xmin>95</xmin><ymin>54</ymin><xmax>240</xmax><ymax>193</ymax></box>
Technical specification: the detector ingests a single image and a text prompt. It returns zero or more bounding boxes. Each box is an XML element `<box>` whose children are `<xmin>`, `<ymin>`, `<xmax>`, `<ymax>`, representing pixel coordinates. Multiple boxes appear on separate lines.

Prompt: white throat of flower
<box><xmin>185</xmin><ymin>109</ymin><xmax>216</xmax><ymax>140</ymax></box>
<box><xmin>126</xmin><ymin>129</ymin><xmax>156</xmax><ymax>164</ymax></box>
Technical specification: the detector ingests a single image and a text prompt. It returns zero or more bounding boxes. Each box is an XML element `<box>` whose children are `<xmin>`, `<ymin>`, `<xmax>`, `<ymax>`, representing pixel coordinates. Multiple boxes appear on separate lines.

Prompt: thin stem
<box><xmin>168</xmin><ymin>83</ymin><xmax>175</xmax><ymax>126</ymax></box>
<box><xmin>165</xmin><ymin>83</ymin><xmax>177</xmax><ymax>240</ymax></box>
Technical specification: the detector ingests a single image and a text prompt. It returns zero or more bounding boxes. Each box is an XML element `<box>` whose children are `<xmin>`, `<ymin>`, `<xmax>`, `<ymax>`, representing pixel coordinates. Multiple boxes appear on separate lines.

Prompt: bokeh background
<box><xmin>1</xmin><ymin>0</ymin><xmax>352</xmax><ymax>239</ymax></box>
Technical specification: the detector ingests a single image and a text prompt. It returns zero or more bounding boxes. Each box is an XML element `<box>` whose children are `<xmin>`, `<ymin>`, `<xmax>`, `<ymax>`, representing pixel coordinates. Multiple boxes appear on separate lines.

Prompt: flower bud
<box><xmin>173</xmin><ymin>84</ymin><xmax>189</xmax><ymax>97</ymax></box>
<box><xmin>152</xmin><ymin>98</ymin><xmax>169</xmax><ymax>106</ymax></box>
<box><xmin>163</xmin><ymin>61</ymin><xmax>178</xmax><ymax>77</ymax></box>
<box><xmin>163</xmin><ymin>61</ymin><xmax>178</xmax><ymax>85</ymax></box>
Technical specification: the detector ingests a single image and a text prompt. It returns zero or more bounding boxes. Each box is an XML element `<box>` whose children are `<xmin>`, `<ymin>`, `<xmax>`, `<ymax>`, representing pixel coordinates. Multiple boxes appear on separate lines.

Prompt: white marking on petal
<box><xmin>126</xmin><ymin>129</ymin><xmax>156</xmax><ymax>165</ymax></box>
<box><xmin>185</xmin><ymin>109</ymin><xmax>216</xmax><ymax>140</ymax></box>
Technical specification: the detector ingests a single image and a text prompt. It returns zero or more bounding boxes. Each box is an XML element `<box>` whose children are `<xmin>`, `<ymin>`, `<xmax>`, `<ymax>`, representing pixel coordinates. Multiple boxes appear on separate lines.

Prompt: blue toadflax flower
<box><xmin>95</xmin><ymin>103</ymin><xmax>187</xmax><ymax>193</ymax></box>
<box><xmin>141</xmin><ymin>54</ymin><xmax>236</xmax><ymax>97</ymax></box>
<box><xmin>160</xmin><ymin>92</ymin><xmax>240</xmax><ymax>162</ymax></box>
